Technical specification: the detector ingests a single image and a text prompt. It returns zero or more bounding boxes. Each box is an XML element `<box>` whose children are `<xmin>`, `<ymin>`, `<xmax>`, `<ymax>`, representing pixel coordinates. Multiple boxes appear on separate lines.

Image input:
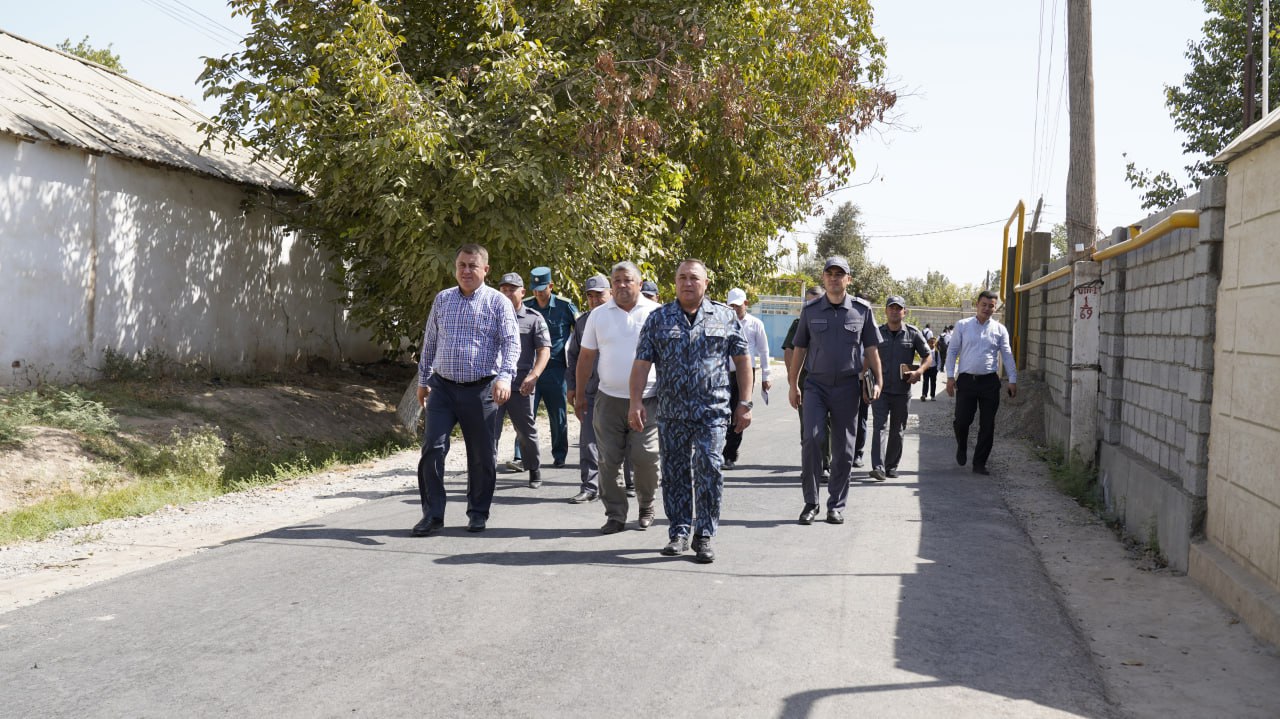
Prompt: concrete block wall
<box><xmin>1023</xmin><ymin>259</ymin><xmax>1073</xmax><ymax>447</ymax></box>
<box><xmin>1094</xmin><ymin>183</ymin><xmax>1225</xmax><ymax>570</ymax></box>
<box><xmin>1017</xmin><ymin>181</ymin><xmax>1225</xmax><ymax>571</ymax></box>
<box><xmin>1192</xmin><ymin>116</ymin><xmax>1280</xmax><ymax>646</ymax></box>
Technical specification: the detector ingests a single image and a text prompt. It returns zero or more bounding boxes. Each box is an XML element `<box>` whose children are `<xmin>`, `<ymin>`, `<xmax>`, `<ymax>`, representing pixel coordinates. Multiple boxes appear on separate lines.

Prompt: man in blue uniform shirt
<box><xmin>522</xmin><ymin>266</ymin><xmax>579</xmax><ymax>468</ymax></box>
<box><xmin>631</xmin><ymin>259</ymin><xmax>751</xmax><ymax>564</ymax></box>
<box><xmin>787</xmin><ymin>256</ymin><xmax>883</xmax><ymax>526</ymax></box>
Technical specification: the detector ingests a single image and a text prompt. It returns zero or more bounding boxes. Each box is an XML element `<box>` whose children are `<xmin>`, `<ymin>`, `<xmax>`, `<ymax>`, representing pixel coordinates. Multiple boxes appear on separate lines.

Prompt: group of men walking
<box><xmin>414</xmin><ymin>245</ymin><xmax>753</xmax><ymax>563</ymax></box>
<box><xmin>783</xmin><ymin>258</ymin><xmax>1018</xmax><ymax>523</ymax></box>
<box><xmin>412</xmin><ymin>244</ymin><xmax>1016</xmax><ymax>565</ymax></box>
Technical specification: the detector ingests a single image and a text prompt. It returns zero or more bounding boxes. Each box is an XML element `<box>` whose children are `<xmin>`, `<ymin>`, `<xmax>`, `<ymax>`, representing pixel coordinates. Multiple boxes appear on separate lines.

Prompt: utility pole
<box><xmin>1246</xmin><ymin>0</ymin><xmax>1257</xmax><ymax>127</ymax></box>
<box><xmin>1266</xmin><ymin>0</ymin><xmax>1272</xmax><ymax>116</ymax></box>
<box><xmin>1066</xmin><ymin>0</ymin><xmax>1101</xmax><ymax>465</ymax></box>
<box><xmin>1066</xmin><ymin>0</ymin><xmax>1096</xmax><ymax>261</ymax></box>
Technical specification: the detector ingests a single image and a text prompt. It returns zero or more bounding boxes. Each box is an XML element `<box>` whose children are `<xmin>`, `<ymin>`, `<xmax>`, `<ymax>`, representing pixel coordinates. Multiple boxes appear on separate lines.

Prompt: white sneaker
<box><xmin>505</xmin><ymin>459</ymin><xmax>524</xmax><ymax>472</ymax></box>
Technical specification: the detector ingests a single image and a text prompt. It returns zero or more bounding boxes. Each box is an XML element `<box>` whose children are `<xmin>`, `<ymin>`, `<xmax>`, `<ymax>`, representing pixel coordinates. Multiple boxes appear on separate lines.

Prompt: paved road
<box><xmin>0</xmin><ymin>396</ymin><xmax>1112</xmax><ymax>718</ymax></box>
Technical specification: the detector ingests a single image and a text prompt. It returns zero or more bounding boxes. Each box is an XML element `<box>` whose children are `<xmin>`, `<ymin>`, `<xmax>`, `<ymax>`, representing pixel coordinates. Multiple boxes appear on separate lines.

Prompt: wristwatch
<box><xmin>739</xmin><ymin>400</ymin><xmax>754</xmax><ymax>409</ymax></box>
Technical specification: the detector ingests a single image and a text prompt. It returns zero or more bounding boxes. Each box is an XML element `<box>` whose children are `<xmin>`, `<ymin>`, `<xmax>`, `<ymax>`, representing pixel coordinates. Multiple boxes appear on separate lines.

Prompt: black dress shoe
<box><xmin>600</xmin><ymin>519</ymin><xmax>626</xmax><ymax>534</ymax></box>
<box><xmin>798</xmin><ymin>504</ymin><xmax>820</xmax><ymax>525</ymax></box>
<box><xmin>412</xmin><ymin>517</ymin><xmax>444</xmax><ymax>537</ymax></box>
<box><xmin>569</xmin><ymin>490</ymin><xmax>597</xmax><ymax>504</ymax></box>
<box><xmin>826</xmin><ymin>509</ymin><xmax>844</xmax><ymax>524</ymax></box>
<box><xmin>466</xmin><ymin>517</ymin><xmax>487</xmax><ymax>533</ymax></box>
<box><xmin>661</xmin><ymin>536</ymin><xmax>689</xmax><ymax>555</ymax></box>
<box><xmin>694</xmin><ymin>535</ymin><xmax>715</xmax><ymax>564</ymax></box>
<box><xmin>973</xmin><ymin>465</ymin><xmax>991</xmax><ymax>475</ymax></box>
<box><xmin>956</xmin><ymin>445</ymin><xmax>968</xmax><ymax>466</ymax></box>
<box><xmin>553</xmin><ymin>459</ymin><xmax>566</xmax><ymax>468</ymax></box>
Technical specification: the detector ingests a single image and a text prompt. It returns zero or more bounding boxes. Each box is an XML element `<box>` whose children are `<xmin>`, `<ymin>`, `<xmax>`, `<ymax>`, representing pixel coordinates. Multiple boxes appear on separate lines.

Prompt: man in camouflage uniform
<box><xmin>631</xmin><ymin>259</ymin><xmax>752</xmax><ymax>564</ymax></box>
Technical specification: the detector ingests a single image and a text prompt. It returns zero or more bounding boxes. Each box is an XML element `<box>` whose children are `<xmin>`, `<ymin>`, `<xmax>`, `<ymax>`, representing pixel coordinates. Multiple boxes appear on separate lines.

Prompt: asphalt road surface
<box><xmin>1</xmin><ymin>395</ymin><xmax>1113</xmax><ymax>718</ymax></box>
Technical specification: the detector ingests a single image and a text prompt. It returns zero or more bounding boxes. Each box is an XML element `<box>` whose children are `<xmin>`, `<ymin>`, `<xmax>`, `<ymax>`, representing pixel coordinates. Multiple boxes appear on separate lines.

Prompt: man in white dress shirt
<box><xmin>722</xmin><ymin>288</ymin><xmax>771</xmax><ymax>469</ymax></box>
<box><xmin>945</xmin><ymin>290</ymin><xmax>1017</xmax><ymax>475</ymax></box>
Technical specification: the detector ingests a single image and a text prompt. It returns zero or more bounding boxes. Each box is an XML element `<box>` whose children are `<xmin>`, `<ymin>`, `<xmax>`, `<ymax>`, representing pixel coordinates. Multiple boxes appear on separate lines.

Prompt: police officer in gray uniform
<box><xmin>787</xmin><ymin>256</ymin><xmax>883</xmax><ymax>525</ymax></box>
<box><xmin>497</xmin><ymin>272</ymin><xmax>551</xmax><ymax>488</ymax></box>
<box><xmin>868</xmin><ymin>295</ymin><xmax>932</xmax><ymax>481</ymax></box>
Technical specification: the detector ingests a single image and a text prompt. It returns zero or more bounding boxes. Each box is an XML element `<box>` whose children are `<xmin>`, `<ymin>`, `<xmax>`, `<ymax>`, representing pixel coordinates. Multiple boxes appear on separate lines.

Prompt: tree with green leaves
<box><xmin>199</xmin><ymin>0</ymin><xmax>896</xmax><ymax>348</ymax></box>
<box><xmin>799</xmin><ymin>201</ymin><xmax>894</xmax><ymax>302</ymax></box>
<box><xmin>895</xmin><ymin>270</ymin><xmax>969</xmax><ymax>309</ymax></box>
<box><xmin>1125</xmin><ymin>0</ymin><xmax>1280</xmax><ymax>209</ymax></box>
<box><xmin>57</xmin><ymin>36</ymin><xmax>126</xmax><ymax>74</ymax></box>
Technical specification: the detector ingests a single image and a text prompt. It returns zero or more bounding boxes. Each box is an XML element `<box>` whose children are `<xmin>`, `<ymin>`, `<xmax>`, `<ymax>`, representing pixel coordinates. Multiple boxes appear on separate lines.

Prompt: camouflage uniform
<box><xmin>635</xmin><ymin>298</ymin><xmax>748</xmax><ymax>542</ymax></box>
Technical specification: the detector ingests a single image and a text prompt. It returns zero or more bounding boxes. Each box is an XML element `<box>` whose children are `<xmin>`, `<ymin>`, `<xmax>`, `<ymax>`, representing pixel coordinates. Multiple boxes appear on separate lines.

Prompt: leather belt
<box><xmin>436</xmin><ymin>375</ymin><xmax>495</xmax><ymax>388</ymax></box>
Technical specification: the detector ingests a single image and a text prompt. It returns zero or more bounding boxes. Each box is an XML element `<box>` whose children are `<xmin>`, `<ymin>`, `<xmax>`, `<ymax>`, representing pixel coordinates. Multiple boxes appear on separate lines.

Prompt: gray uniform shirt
<box><xmin>791</xmin><ymin>294</ymin><xmax>882</xmax><ymax>383</ymax></box>
<box><xmin>876</xmin><ymin>323</ymin><xmax>930</xmax><ymax>395</ymax></box>
<box><xmin>565</xmin><ymin>309</ymin><xmax>599</xmax><ymax>395</ymax></box>
<box><xmin>514</xmin><ymin>305</ymin><xmax>551</xmax><ymax>375</ymax></box>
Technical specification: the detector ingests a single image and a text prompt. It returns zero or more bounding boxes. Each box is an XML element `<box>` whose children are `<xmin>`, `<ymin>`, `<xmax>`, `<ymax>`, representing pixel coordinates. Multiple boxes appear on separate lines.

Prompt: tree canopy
<box><xmin>57</xmin><ymin>36</ymin><xmax>127</xmax><ymax>74</ymax></box>
<box><xmin>200</xmin><ymin>0</ymin><xmax>896</xmax><ymax>347</ymax></box>
<box><xmin>1125</xmin><ymin>0</ymin><xmax>1280</xmax><ymax>209</ymax></box>
<box><xmin>798</xmin><ymin>201</ymin><xmax>894</xmax><ymax>302</ymax></box>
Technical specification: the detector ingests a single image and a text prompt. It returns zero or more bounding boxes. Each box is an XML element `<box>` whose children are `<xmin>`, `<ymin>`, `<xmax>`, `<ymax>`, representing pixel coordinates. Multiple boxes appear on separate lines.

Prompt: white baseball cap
<box><xmin>727</xmin><ymin>288</ymin><xmax>747</xmax><ymax>306</ymax></box>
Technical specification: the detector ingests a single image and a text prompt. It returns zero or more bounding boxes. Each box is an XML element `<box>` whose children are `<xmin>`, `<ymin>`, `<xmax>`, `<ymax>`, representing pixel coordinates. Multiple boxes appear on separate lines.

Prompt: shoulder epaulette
<box><xmin>853</xmin><ymin>296</ymin><xmax>872</xmax><ymax>308</ymax></box>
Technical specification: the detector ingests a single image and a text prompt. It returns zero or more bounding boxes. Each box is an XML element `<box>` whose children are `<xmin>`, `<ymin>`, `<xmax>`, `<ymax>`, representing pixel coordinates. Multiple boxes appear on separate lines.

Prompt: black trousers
<box><xmin>921</xmin><ymin>369</ymin><xmax>938</xmax><ymax>399</ymax></box>
<box><xmin>953</xmin><ymin>372</ymin><xmax>1001</xmax><ymax>468</ymax></box>
<box><xmin>724</xmin><ymin>371</ymin><xmax>744</xmax><ymax>461</ymax></box>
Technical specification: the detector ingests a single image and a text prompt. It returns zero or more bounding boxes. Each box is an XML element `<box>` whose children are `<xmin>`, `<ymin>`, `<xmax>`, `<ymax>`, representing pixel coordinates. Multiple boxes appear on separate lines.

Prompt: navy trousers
<box><xmin>531</xmin><ymin>364</ymin><xmax>569</xmax><ymax>464</ymax></box>
<box><xmin>801</xmin><ymin>376</ymin><xmax>861</xmax><ymax>510</ymax></box>
<box><xmin>417</xmin><ymin>376</ymin><xmax>499</xmax><ymax>522</ymax></box>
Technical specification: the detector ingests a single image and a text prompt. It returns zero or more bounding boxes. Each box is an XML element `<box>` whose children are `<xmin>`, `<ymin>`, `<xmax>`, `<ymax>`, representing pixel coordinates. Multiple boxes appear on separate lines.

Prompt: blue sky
<box><xmin>4</xmin><ymin>0</ymin><xmax>1219</xmax><ymax>288</ymax></box>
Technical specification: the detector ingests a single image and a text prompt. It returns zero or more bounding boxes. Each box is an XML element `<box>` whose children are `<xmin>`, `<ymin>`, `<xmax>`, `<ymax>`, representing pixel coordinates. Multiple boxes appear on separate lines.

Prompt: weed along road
<box><xmin>0</xmin><ymin>397</ymin><xmax>1112</xmax><ymax>717</ymax></box>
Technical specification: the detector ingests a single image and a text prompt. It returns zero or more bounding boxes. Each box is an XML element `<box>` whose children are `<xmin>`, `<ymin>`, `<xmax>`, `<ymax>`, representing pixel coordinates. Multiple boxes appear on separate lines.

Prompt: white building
<box><xmin>0</xmin><ymin>30</ymin><xmax>380</xmax><ymax>386</ymax></box>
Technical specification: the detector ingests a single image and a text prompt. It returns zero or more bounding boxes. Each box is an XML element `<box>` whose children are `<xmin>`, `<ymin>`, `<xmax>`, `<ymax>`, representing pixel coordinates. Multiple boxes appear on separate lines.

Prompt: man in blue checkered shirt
<box><xmin>413</xmin><ymin>243</ymin><xmax>519</xmax><ymax>536</ymax></box>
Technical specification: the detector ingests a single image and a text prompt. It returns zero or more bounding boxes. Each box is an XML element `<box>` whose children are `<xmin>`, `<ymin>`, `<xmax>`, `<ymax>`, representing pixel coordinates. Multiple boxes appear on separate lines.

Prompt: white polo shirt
<box><xmin>581</xmin><ymin>296</ymin><xmax>660</xmax><ymax>399</ymax></box>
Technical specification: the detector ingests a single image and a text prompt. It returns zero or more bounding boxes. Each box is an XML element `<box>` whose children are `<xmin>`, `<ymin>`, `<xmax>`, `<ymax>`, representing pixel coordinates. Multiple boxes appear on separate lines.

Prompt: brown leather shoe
<box><xmin>638</xmin><ymin>505</ymin><xmax>656</xmax><ymax>530</ymax></box>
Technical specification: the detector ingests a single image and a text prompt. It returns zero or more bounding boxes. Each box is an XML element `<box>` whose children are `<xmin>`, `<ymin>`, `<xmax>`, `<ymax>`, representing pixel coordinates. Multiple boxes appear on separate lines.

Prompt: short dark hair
<box><xmin>978</xmin><ymin>289</ymin><xmax>999</xmax><ymax>303</ymax></box>
<box><xmin>676</xmin><ymin>258</ymin><xmax>707</xmax><ymax>275</ymax></box>
<box><xmin>455</xmin><ymin>243</ymin><xmax>489</xmax><ymax>264</ymax></box>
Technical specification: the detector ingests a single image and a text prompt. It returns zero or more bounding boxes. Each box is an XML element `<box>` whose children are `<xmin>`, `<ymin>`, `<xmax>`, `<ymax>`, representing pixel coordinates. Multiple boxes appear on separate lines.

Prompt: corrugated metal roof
<box><xmin>0</xmin><ymin>29</ymin><xmax>295</xmax><ymax>192</ymax></box>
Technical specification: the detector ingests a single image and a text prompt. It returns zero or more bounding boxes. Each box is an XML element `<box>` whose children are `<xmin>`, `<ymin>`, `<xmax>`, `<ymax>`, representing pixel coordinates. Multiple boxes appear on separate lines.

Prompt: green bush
<box><xmin>1035</xmin><ymin>444</ymin><xmax>1102</xmax><ymax>511</ymax></box>
<box><xmin>99</xmin><ymin>348</ymin><xmax>170</xmax><ymax>382</ymax></box>
<box><xmin>0</xmin><ymin>389</ymin><xmax>116</xmax><ymax>446</ymax></box>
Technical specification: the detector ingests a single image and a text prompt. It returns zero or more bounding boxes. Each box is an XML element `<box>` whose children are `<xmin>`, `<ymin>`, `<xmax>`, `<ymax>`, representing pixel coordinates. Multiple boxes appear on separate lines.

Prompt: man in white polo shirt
<box><xmin>574</xmin><ymin>261</ymin><xmax>662</xmax><ymax>533</ymax></box>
